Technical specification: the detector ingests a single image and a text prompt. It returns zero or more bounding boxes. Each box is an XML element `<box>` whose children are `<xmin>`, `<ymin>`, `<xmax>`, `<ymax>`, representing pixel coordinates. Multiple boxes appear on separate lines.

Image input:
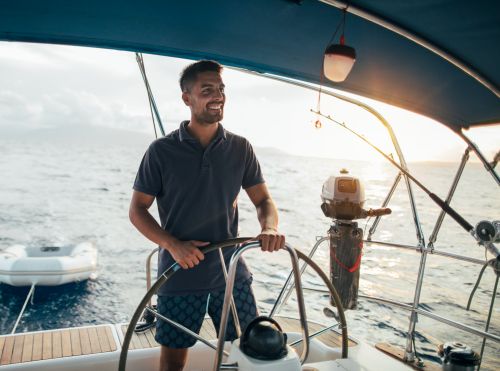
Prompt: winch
<box><xmin>438</xmin><ymin>342</ymin><xmax>480</xmax><ymax>371</ymax></box>
<box><xmin>321</xmin><ymin>169</ymin><xmax>391</xmax><ymax>309</ymax></box>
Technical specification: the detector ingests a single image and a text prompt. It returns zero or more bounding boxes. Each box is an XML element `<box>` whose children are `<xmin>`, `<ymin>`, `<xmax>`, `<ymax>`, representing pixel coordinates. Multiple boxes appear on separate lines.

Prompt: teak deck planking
<box><xmin>0</xmin><ymin>317</ymin><xmax>354</xmax><ymax>366</ymax></box>
<box><xmin>0</xmin><ymin>325</ymin><xmax>116</xmax><ymax>366</ymax></box>
<box><xmin>118</xmin><ymin>316</ymin><xmax>356</xmax><ymax>350</ymax></box>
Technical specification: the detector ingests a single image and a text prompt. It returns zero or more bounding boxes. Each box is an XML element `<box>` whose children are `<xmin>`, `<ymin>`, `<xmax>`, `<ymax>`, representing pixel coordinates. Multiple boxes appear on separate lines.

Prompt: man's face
<box><xmin>183</xmin><ymin>71</ymin><xmax>225</xmax><ymax>125</ymax></box>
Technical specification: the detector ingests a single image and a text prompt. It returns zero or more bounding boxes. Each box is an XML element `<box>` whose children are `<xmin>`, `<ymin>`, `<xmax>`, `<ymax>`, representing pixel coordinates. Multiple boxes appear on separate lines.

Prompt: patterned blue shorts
<box><xmin>155</xmin><ymin>277</ymin><xmax>258</xmax><ymax>348</ymax></box>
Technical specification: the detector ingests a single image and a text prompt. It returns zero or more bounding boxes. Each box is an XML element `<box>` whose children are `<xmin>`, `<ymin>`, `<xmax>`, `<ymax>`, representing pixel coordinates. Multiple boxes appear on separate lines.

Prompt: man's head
<box><xmin>180</xmin><ymin>60</ymin><xmax>225</xmax><ymax>125</ymax></box>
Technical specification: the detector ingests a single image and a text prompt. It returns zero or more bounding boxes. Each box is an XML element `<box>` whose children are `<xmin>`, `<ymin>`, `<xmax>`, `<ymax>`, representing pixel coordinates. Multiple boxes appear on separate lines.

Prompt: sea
<box><xmin>0</xmin><ymin>130</ymin><xmax>498</xmax><ymax>369</ymax></box>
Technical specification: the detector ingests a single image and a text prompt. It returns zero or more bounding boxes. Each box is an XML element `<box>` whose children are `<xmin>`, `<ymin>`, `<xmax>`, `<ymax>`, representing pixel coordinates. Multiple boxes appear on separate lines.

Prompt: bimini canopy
<box><xmin>1</xmin><ymin>0</ymin><xmax>499</xmax><ymax>130</ymax></box>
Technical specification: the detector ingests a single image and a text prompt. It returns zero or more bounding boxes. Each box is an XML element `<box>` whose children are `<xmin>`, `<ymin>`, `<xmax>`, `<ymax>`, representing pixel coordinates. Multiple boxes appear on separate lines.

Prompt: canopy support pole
<box><xmin>458</xmin><ymin>130</ymin><xmax>500</xmax><ymax>186</ymax></box>
<box><xmin>11</xmin><ymin>283</ymin><xmax>36</xmax><ymax>334</ymax></box>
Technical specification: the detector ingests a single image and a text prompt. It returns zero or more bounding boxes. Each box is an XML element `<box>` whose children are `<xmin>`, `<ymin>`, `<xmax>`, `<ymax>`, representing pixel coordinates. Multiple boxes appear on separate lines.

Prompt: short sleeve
<box><xmin>133</xmin><ymin>143</ymin><xmax>163</xmax><ymax>196</ymax></box>
<box><xmin>242</xmin><ymin>140</ymin><xmax>265</xmax><ymax>189</ymax></box>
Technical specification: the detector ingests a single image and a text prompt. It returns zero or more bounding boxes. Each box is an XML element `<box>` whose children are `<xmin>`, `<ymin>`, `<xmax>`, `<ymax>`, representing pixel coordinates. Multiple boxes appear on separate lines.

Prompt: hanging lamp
<box><xmin>323</xmin><ymin>10</ymin><xmax>356</xmax><ymax>82</ymax></box>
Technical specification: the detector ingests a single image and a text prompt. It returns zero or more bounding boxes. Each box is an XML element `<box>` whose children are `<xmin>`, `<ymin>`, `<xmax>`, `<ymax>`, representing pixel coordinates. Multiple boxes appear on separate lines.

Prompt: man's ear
<box><xmin>182</xmin><ymin>92</ymin><xmax>190</xmax><ymax>106</ymax></box>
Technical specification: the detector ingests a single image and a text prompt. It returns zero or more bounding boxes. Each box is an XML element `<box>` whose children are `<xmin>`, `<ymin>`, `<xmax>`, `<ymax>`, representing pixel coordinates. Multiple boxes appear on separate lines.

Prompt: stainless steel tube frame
<box><xmin>146</xmin><ymin>247</ymin><xmax>159</xmax><ymax>307</ymax></box>
<box><xmin>270</xmin><ymin>237</ymin><xmax>329</xmax><ymax>316</ymax></box>
<box><xmin>458</xmin><ymin>130</ymin><xmax>500</xmax><ymax>186</ymax></box>
<box><xmin>234</xmin><ymin>68</ymin><xmax>425</xmax><ymax>247</ymax></box>
<box><xmin>218</xmin><ymin>248</ymin><xmax>242</xmax><ymax>338</ymax></box>
<box><xmin>428</xmin><ymin>148</ymin><xmax>470</xmax><ymax>247</ymax></box>
<box><xmin>213</xmin><ymin>242</ymin><xmax>310</xmax><ymax>371</ymax></box>
<box><xmin>366</xmin><ymin>240</ymin><xmax>487</xmax><ymax>266</ymax></box>
<box><xmin>119</xmin><ymin>237</ymin><xmax>252</xmax><ymax>371</ymax></box>
<box><xmin>358</xmin><ymin>294</ymin><xmax>500</xmax><ymax>344</ymax></box>
<box><xmin>368</xmin><ymin>172</ymin><xmax>402</xmax><ymax>240</ymax></box>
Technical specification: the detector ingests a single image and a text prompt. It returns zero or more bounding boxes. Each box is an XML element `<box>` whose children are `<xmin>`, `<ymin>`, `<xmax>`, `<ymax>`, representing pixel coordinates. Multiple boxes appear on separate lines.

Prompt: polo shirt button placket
<box><xmin>202</xmin><ymin>152</ymin><xmax>210</xmax><ymax>172</ymax></box>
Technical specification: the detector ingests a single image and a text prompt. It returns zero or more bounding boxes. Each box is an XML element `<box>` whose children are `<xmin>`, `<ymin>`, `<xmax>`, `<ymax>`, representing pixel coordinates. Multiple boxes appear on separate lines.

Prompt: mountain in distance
<box><xmin>3</xmin><ymin>125</ymin><xmax>292</xmax><ymax>157</ymax></box>
<box><xmin>2</xmin><ymin>124</ymin><xmax>155</xmax><ymax>148</ymax></box>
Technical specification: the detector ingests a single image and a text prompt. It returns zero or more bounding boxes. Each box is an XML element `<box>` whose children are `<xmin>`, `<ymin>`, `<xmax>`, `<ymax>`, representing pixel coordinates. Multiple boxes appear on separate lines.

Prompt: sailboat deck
<box><xmin>0</xmin><ymin>325</ymin><xmax>117</xmax><ymax>366</ymax></box>
<box><xmin>118</xmin><ymin>316</ymin><xmax>357</xmax><ymax>350</ymax></box>
<box><xmin>0</xmin><ymin>316</ymin><xmax>355</xmax><ymax>366</ymax></box>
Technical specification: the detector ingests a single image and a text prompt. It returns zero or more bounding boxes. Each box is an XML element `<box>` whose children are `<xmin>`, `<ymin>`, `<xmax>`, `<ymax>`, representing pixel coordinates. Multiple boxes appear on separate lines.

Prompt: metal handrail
<box><xmin>368</xmin><ymin>172</ymin><xmax>402</xmax><ymax>240</ymax></box>
<box><xmin>232</xmin><ymin>67</ymin><xmax>426</xmax><ymax>247</ymax></box>
<box><xmin>273</xmin><ymin>238</ymin><xmax>499</xmax><ymax>349</ymax></box>
<box><xmin>458</xmin><ymin>130</ymin><xmax>500</xmax><ymax>186</ymax></box>
<box><xmin>119</xmin><ymin>238</ymin><xmax>252</xmax><ymax>371</ymax></box>
<box><xmin>357</xmin><ymin>294</ymin><xmax>500</xmax><ymax>343</ymax></box>
<box><xmin>428</xmin><ymin>148</ymin><xmax>470</xmax><ymax>247</ymax></box>
<box><xmin>366</xmin><ymin>240</ymin><xmax>487</xmax><ymax>266</ymax></box>
<box><xmin>145</xmin><ymin>247</ymin><xmax>159</xmax><ymax>307</ymax></box>
<box><xmin>270</xmin><ymin>237</ymin><xmax>329</xmax><ymax>316</ymax></box>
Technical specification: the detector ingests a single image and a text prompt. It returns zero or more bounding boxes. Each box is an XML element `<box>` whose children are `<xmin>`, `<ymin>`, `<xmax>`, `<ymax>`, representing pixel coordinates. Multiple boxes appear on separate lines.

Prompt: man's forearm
<box><xmin>129</xmin><ymin>206</ymin><xmax>176</xmax><ymax>248</ymax></box>
<box><xmin>256</xmin><ymin>198</ymin><xmax>279</xmax><ymax>231</ymax></box>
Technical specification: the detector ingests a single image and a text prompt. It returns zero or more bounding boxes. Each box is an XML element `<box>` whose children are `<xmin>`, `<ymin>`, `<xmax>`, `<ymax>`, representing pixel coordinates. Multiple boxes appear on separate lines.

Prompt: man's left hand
<box><xmin>256</xmin><ymin>228</ymin><xmax>285</xmax><ymax>252</ymax></box>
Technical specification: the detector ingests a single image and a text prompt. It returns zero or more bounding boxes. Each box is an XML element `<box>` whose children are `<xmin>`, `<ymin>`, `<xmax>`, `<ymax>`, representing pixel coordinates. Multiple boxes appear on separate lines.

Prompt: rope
<box><xmin>331</xmin><ymin>241</ymin><xmax>363</xmax><ymax>273</ymax></box>
<box><xmin>467</xmin><ymin>260</ymin><xmax>490</xmax><ymax>310</ymax></box>
<box><xmin>11</xmin><ymin>283</ymin><xmax>36</xmax><ymax>334</ymax></box>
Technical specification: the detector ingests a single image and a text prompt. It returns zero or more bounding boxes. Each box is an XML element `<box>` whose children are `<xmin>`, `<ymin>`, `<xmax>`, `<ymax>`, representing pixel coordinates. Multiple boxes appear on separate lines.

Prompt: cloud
<box><xmin>0</xmin><ymin>89</ymin><xmax>151</xmax><ymax>132</ymax></box>
<box><xmin>0</xmin><ymin>91</ymin><xmax>42</xmax><ymax>127</ymax></box>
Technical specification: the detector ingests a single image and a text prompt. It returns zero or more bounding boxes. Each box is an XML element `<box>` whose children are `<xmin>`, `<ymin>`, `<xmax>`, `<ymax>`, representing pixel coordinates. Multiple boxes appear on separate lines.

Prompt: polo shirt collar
<box><xmin>179</xmin><ymin>120</ymin><xmax>227</xmax><ymax>143</ymax></box>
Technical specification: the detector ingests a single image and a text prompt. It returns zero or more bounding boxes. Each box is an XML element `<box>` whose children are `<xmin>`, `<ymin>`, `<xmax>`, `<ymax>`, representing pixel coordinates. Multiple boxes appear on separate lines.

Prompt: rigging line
<box><xmin>312</xmin><ymin>109</ymin><xmax>475</xmax><ymax>234</ymax></box>
<box><xmin>135</xmin><ymin>53</ymin><xmax>165</xmax><ymax>136</ymax></box>
<box><xmin>148</xmin><ymin>96</ymin><xmax>158</xmax><ymax>139</ymax></box>
<box><xmin>137</xmin><ymin>53</ymin><xmax>160</xmax><ymax>138</ymax></box>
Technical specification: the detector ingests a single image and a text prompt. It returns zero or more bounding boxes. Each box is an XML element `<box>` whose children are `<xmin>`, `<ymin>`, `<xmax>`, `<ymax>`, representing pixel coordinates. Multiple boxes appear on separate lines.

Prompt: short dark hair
<box><xmin>179</xmin><ymin>60</ymin><xmax>223</xmax><ymax>92</ymax></box>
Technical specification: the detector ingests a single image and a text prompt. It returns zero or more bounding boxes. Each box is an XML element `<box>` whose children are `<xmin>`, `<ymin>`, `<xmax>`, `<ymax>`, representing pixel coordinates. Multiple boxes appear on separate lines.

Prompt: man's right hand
<box><xmin>165</xmin><ymin>240</ymin><xmax>208</xmax><ymax>269</ymax></box>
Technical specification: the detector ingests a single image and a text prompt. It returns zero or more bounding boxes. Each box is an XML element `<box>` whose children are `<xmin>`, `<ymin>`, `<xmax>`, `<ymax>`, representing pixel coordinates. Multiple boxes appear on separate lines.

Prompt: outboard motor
<box><xmin>321</xmin><ymin>169</ymin><xmax>391</xmax><ymax>309</ymax></box>
<box><xmin>227</xmin><ymin>316</ymin><xmax>301</xmax><ymax>371</ymax></box>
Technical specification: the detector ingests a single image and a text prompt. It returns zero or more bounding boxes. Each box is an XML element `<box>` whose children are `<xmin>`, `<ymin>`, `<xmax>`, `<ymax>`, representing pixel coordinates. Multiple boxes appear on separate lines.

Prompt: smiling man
<box><xmin>129</xmin><ymin>60</ymin><xmax>285</xmax><ymax>371</ymax></box>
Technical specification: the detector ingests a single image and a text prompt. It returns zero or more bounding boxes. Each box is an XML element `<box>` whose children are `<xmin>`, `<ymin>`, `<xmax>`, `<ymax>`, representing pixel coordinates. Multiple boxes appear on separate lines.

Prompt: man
<box><xmin>129</xmin><ymin>60</ymin><xmax>285</xmax><ymax>371</ymax></box>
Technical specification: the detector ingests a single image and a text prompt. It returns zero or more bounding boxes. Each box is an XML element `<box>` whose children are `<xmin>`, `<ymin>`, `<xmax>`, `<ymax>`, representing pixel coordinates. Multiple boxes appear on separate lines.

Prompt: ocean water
<box><xmin>0</xmin><ymin>135</ymin><xmax>498</xmax><ymax>369</ymax></box>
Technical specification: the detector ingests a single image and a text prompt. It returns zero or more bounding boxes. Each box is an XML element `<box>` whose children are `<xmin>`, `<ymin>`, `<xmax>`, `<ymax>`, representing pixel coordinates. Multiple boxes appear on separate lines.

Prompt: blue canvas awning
<box><xmin>1</xmin><ymin>0</ymin><xmax>499</xmax><ymax>130</ymax></box>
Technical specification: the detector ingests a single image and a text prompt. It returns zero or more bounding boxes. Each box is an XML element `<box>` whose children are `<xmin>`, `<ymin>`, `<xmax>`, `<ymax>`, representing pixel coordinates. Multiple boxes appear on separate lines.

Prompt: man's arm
<box><xmin>129</xmin><ymin>190</ymin><xmax>207</xmax><ymax>269</ymax></box>
<box><xmin>245</xmin><ymin>183</ymin><xmax>285</xmax><ymax>252</ymax></box>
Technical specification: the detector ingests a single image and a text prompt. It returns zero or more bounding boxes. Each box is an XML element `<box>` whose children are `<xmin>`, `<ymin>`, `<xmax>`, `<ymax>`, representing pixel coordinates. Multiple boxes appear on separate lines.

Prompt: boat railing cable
<box><xmin>11</xmin><ymin>283</ymin><xmax>36</xmax><ymax>334</ymax></box>
<box><xmin>272</xmin><ymin>236</ymin><xmax>499</xmax><ymax>370</ymax></box>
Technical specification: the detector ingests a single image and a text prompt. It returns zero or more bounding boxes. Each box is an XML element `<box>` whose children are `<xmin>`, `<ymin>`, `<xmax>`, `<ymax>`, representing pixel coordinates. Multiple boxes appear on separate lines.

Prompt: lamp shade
<box><xmin>324</xmin><ymin>44</ymin><xmax>356</xmax><ymax>82</ymax></box>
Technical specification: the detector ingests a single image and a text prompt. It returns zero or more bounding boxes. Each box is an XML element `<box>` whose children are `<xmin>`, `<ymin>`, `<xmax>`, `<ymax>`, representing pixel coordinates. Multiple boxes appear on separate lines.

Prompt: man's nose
<box><xmin>213</xmin><ymin>89</ymin><xmax>224</xmax><ymax>100</ymax></box>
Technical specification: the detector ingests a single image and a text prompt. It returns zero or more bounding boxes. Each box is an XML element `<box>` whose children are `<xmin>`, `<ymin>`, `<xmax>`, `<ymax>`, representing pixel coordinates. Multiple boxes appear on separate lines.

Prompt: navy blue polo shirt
<box><xmin>133</xmin><ymin>121</ymin><xmax>265</xmax><ymax>295</ymax></box>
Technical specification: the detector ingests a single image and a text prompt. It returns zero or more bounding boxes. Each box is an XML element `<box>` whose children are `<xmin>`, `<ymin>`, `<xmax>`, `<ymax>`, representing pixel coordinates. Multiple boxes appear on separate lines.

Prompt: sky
<box><xmin>0</xmin><ymin>41</ymin><xmax>498</xmax><ymax>163</ymax></box>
